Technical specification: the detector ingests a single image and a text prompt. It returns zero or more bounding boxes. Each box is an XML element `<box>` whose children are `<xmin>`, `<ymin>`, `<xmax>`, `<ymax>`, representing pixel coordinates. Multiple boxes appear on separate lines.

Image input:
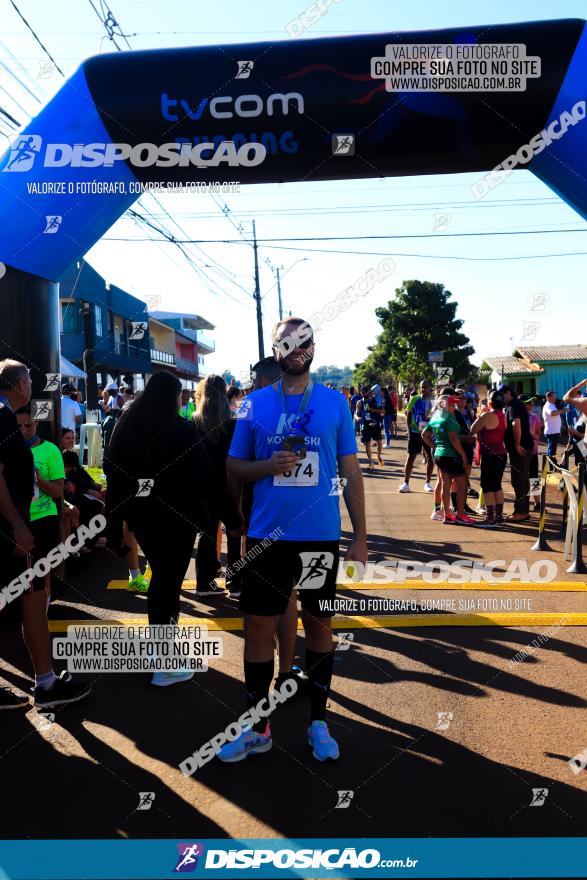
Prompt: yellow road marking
<box><xmin>48</xmin><ymin>612</ymin><xmax>587</xmax><ymax>633</ymax></box>
<box><xmin>109</xmin><ymin>579</ymin><xmax>587</xmax><ymax>592</ymax></box>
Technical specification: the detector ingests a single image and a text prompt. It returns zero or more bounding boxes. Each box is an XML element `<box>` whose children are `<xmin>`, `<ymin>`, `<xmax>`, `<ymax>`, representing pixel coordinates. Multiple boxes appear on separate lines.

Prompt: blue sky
<box><xmin>1</xmin><ymin>0</ymin><xmax>585</xmax><ymax>377</ymax></box>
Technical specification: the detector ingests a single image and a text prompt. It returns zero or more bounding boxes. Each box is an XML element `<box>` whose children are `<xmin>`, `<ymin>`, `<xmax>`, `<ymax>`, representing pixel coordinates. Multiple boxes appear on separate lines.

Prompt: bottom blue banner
<box><xmin>0</xmin><ymin>837</ymin><xmax>585</xmax><ymax>878</ymax></box>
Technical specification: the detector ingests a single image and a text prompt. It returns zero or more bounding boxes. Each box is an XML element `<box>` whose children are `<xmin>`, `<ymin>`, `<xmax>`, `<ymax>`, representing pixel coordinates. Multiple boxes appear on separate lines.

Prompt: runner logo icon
<box><xmin>530</xmin><ymin>787</ymin><xmax>548</xmax><ymax>806</ymax></box>
<box><xmin>4</xmin><ymin>134</ymin><xmax>42</xmax><ymax>172</ymax></box>
<box><xmin>235</xmin><ymin>60</ymin><xmax>254</xmax><ymax>79</ymax></box>
<box><xmin>174</xmin><ymin>843</ymin><xmax>204</xmax><ymax>872</ymax></box>
<box><xmin>297</xmin><ymin>551</ymin><xmax>334</xmax><ymax>589</ymax></box>
<box><xmin>332</xmin><ymin>134</ymin><xmax>355</xmax><ymax>155</ymax></box>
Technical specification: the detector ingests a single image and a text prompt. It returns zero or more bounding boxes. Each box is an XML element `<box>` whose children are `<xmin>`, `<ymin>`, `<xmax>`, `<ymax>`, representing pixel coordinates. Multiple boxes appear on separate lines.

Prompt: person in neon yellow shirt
<box><xmin>16</xmin><ymin>408</ymin><xmax>64</xmax><ymax>603</ymax></box>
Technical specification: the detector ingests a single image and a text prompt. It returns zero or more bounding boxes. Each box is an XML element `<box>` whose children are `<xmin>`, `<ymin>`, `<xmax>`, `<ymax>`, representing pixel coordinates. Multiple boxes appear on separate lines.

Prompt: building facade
<box><xmin>481</xmin><ymin>345</ymin><xmax>587</xmax><ymax>396</ymax></box>
<box><xmin>59</xmin><ymin>261</ymin><xmax>153</xmax><ymax>391</ymax></box>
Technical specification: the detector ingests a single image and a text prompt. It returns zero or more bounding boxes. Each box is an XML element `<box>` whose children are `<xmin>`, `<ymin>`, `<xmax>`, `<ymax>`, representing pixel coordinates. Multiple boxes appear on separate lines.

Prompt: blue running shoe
<box><xmin>308</xmin><ymin>720</ymin><xmax>339</xmax><ymax>761</ymax></box>
<box><xmin>151</xmin><ymin>670</ymin><xmax>194</xmax><ymax>687</ymax></box>
<box><xmin>217</xmin><ymin>724</ymin><xmax>272</xmax><ymax>763</ymax></box>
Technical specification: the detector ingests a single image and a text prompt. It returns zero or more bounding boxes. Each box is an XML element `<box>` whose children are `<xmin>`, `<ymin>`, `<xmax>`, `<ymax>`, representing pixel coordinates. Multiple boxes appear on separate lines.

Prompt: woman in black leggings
<box><xmin>105</xmin><ymin>372</ymin><xmax>239</xmax><ymax>683</ymax></box>
<box><xmin>470</xmin><ymin>391</ymin><xmax>508</xmax><ymax>528</ymax></box>
<box><xmin>193</xmin><ymin>374</ymin><xmax>240</xmax><ymax>597</ymax></box>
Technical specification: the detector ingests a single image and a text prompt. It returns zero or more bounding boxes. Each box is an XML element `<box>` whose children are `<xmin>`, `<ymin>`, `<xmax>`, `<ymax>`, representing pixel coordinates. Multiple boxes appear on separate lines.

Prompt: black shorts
<box><xmin>480</xmin><ymin>454</ymin><xmax>507</xmax><ymax>493</ymax></box>
<box><xmin>30</xmin><ymin>515</ymin><xmax>60</xmax><ymax>588</ymax></box>
<box><xmin>434</xmin><ymin>455</ymin><xmax>465</xmax><ymax>476</ymax></box>
<box><xmin>239</xmin><ymin>538</ymin><xmax>339</xmax><ymax>617</ymax></box>
<box><xmin>408</xmin><ymin>432</ymin><xmax>432</xmax><ymax>456</ymax></box>
<box><xmin>361</xmin><ymin>423</ymin><xmax>382</xmax><ymax>444</ymax></box>
<box><xmin>0</xmin><ymin>519</ymin><xmax>48</xmax><ymax>596</ymax></box>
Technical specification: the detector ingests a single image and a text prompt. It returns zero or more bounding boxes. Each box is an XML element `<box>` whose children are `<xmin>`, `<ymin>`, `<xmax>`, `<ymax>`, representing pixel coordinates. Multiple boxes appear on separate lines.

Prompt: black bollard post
<box><xmin>567</xmin><ymin>462</ymin><xmax>586</xmax><ymax>573</ymax></box>
<box><xmin>559</xmin><ymin>449</ymin><xmax>571</xmax><ymax>539</ymax></box>
<box><xmin>532</xmin><ymin>454</ymin><xmax>552</xmax><ymax>551</ymax></box>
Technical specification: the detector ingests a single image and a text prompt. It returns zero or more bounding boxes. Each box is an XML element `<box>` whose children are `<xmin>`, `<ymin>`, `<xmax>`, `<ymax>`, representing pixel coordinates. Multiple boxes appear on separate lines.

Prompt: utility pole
<box><xmin>276</xmin><ymin>266</ymin><xmax>283</xmax><ymax>321</ymax></box>
<box><xmin>252</xmin><ymin>220</ymin><xmax>264</xmax><ymax>359</ymax></box>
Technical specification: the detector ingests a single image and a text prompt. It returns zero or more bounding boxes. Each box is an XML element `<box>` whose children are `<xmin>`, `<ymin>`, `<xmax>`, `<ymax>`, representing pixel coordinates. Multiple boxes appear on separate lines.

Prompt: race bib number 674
<box><xmin>274</xmin><ymin>451</ymin><xmax>320</xmax><ymax>487</ymax></box>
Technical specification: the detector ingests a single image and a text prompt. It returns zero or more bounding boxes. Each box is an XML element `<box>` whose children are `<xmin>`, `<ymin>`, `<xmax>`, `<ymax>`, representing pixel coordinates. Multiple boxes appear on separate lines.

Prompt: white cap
<box><xmin>105</xmin><ymin>382</ymin><xmax>118</xmax><ymax>392</ymax></box>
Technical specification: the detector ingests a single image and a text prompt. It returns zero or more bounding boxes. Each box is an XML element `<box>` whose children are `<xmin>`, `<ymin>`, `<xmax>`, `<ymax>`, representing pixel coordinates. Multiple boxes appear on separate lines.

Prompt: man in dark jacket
<box><xmin>499</xmin><ymin>384</ymin><xmax>534</xmax><ymax>521</ymax></box>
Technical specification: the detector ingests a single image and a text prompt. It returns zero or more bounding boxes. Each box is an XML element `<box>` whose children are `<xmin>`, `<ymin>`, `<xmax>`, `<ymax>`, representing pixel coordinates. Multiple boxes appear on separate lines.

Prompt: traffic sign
<box><xmin>428</xmin><ymin>351</ymin><xmax>444</xmax><ymax>363</ymax></box>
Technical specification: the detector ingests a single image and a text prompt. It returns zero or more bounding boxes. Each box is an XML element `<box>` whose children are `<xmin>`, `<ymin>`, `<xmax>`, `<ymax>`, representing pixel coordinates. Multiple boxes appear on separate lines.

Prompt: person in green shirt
<box><xmin>179</xmin><ymin>388</ymin><xmax>196</xmax><ymax>420</ymax></box>
<box><xmin>422</xmin><ymin>395</ymin><xmax>476</xmax><ymax>525</ymax></box>
<box><xmin>16</xmin><ymin>408</ymin><xmax>65</xmax><ymax>599</ymax></box>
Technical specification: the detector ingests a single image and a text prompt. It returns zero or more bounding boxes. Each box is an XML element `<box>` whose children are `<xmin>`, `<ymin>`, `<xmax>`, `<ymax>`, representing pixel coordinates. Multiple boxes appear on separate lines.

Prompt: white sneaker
<box><xmin>423</xmin><ymin>482</ymin><xmax>434</xmax><ymax>493</ymax></box>
<box><xmin>430</xmin><ymin>508</ymin><xmax>444</xmax><ymax>521</ymax></box>
<box><xmin>383</xmin><ymin>443</ymin><xmax>390</xmax><ymax>448</ymax></box>
<box><xmin>398</xmin><ymin>482</ymin><xmax>410</xmax><ymax>493</ymax></box>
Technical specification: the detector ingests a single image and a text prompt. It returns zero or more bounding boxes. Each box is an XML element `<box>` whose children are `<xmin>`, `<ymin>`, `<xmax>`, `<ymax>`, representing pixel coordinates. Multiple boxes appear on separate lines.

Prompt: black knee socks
<box><xmin>306</xmin><ymin>649</ymin><xmax>334</xmax><ymax>722</ymax></box>
<box><xmin>244</xmin><ymin>658</ymin><xmax>274</xmax><ymax>732</ymax></box>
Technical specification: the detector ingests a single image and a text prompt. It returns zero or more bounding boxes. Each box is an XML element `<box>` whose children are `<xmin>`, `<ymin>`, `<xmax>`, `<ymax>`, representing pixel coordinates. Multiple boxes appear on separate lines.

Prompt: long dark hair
<box><xmin>109</xmin><ymin>371</ymin><xmax>181</xmax><ymax>456</ymax></box>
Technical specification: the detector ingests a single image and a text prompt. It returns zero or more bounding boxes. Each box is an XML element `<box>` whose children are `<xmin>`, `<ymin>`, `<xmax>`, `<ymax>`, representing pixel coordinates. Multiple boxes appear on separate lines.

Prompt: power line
<box><xmin>86</xmin><ymin>0</ymin><xmax>134</xmax><ymax>50</ymax></box>
<box><xmin>7</xmin><ymin>0</ymin><xmax>64</xmax><ymax>76</ymax></box>
<box><xmin>103</xmin><ymin>227</ymin><xmax>587</xmax><ymax>244</ymax></box>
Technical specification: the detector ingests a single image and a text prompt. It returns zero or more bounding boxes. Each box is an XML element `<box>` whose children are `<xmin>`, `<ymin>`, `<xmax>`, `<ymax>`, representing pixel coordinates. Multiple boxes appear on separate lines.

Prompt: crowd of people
<box><xmin>0</xmin><ymin>318</ymin><xmax>370</xmax><ymax>764</ymax></box>
<box><xmin>2</xmin><ymin>336</ymin><xmax>586</xmax><ymax>761</ymax></box>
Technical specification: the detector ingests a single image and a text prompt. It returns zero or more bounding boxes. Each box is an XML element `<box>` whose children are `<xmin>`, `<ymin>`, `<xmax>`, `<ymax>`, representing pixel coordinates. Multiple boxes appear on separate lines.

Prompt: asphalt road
<box><xmin>1</xmin><ymin>426</ymin><xmax>586</xmax><ymax>845</ymax></box>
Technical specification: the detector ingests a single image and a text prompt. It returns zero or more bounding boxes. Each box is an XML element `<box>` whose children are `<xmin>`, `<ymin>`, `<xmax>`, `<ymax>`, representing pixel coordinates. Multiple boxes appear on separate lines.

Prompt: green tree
<box><xmin>355</xmin><ymin>280</ymin><xmax>475</xmax><ymax>386</ymax></box>
<box><xmin>311</xmin><ymin>365</ymin><xmax>354</xmax><ymax>387</ymax></box>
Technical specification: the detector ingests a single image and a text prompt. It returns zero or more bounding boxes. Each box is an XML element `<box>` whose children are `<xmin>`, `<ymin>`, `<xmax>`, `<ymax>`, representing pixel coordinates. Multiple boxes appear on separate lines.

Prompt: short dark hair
<box><xmin>0</xmin><ymin>359</ymin><xmax>28</xmax><ymax>392</ymax></box>
<box><xmin>61</xmin><ymin>426</ymin><xmax>74</xmax><ymax>435</ymax></box>
<box><xmin>251</xmin><ymin>356</ymin><xmax>281</xmax><ymax>388</ymax></box>
<box><xmin>62</xmin><ymin>450</ymin><xmax>79</xmax><ymax>468</ymax></box>
<box><xmin>226</xmin><ymin>385</ymin><xmax>243</xmax><ymax>401</ymax></box>
<box><xmin>546</xmin><ymin>389</ymin><xmax>555</xmax><ymax>396</ymax></box>
<box><xmin>490</xmin><ymin>390</ymin><xmax>505</xmax><ymax>410</ymax></box>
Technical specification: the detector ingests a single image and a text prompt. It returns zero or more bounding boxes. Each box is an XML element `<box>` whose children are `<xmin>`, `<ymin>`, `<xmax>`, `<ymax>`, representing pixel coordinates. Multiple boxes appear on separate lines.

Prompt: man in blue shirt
<box><xmin>218</xmin><ymin>317</ymin><xmax>367</xmax><ymax>764</ymax></box>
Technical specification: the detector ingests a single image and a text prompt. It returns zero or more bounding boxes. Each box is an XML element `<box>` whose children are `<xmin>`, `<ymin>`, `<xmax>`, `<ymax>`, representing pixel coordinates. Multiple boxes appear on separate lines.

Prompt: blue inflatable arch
<box><xmin>0</xmin><ymin>19</ymin><xmax>585</xmax><ymax>434</ymax></box>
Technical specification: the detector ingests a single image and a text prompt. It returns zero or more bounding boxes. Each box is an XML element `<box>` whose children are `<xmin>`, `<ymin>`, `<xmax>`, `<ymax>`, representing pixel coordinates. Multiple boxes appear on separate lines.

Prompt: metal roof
<box><xmin>149</xmin><ymin>310</ymin><xmax>215</xmax><ymax>331</ymax></box>
<box><xmin>515</xmin><ymin>345</ymin><xmax>587</xmax><ymax>362</ymax></box>
<box><xmin>482</xmin><ymin>356</ymin><xmax>543</xmax><ymax>375</ymax></box>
